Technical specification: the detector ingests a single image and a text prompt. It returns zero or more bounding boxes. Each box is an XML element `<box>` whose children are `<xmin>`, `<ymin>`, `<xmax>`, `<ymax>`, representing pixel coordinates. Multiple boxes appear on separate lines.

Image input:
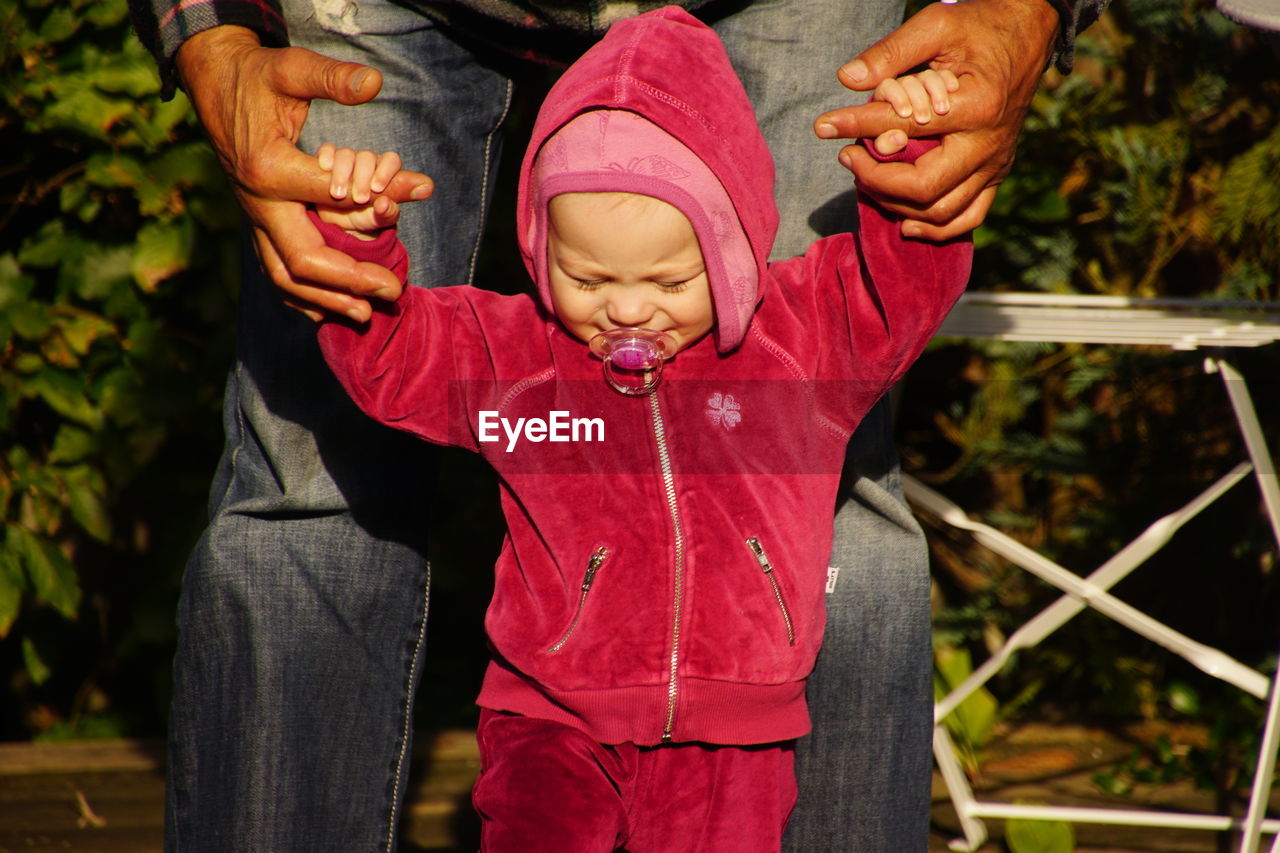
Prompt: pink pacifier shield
<box><xmin>588</xmin><ymin>328</ymin><xmax>676</xmax><ymax>396</ymax></box>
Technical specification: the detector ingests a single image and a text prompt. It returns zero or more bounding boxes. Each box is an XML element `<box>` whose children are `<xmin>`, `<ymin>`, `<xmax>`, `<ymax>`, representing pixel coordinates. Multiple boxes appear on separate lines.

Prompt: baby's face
<box><xmin>547</xmin><ymin>192</ymin><xmax>713</xmax><ymax>353</ymax></box>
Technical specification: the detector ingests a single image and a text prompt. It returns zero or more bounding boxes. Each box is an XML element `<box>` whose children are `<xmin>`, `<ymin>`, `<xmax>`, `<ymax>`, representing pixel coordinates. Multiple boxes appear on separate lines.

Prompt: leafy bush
<box><xmin>906</xmin><ymin>0</ymin><xmax>1280</xmax><ymax>799</ymax></box>
<box><xmin>1</xmin><ymin>0</ymin><xmax>237</xmax><ymax>738</ymax></box>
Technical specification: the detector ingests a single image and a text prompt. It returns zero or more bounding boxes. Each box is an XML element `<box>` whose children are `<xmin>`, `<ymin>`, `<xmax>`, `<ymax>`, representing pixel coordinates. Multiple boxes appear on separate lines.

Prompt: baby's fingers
<box><xmin>316</xmin><ymin>142</ymin><xmax>337</xmax><ymax>171</ymax></box>
<box><xmin>872</xmin><ymin>128</ymin><xmax>909</xmax><ymax>156</ymax></box>
<box><xmin>371</xmin><ymin>151</ymin><xmax>404</xmax><ymax>195</ymax></box>
<box><xmin>329</xmin><ymin>147</ymin><xmax>357</xmax><ymax>200</ymax></box>
<box><xmin>372</xmin><ymin>195</ymin><xmax>400</xmax><ymax>229</ymax></box>
<box><xmin>896</xmin><ymin>75</ymin><xmax>935</xmax><ymax>124</ymax></box>
<box><xmin>335</xmin><ymin>196</ymin><xmax>401</xmax><ymax>235</ymax></box>
<box><xmin>874</xmin><ymin>78</ymin><xmax>913</xmax><ymax>119</ymax></box>
<box><xmin>314</xmin><ymin>145</ymin><xmax>407</xmax><ymax>203</ymax></box>
<box><xmin>351</xmin><ymin>150</ymin><xmax>378</xmax><ymax>204</ymax></box>
<box><xmin>919</xmin><ymin>68</ymin><xmax>959</xmax><ymax>116</ymax></box>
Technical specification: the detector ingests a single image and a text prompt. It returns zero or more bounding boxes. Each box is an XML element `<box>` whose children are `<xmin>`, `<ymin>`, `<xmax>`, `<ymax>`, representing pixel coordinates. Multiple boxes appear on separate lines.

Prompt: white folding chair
<box><xmin>919</xmin><ymin>293</ymin><xmax>1280</xmax><ymax>852</ymax></box>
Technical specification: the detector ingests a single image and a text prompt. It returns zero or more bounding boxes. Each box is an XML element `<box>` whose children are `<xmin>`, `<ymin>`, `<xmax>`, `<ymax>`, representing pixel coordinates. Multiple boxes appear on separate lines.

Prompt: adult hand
<box><xmin>176</xmin><ymin>26</ymin><xmax>434</xmax><ymax>321</ymax></box>
<box><xmin>814</xmin><ymin>0</ymin><xmax>1061</xmax><ymax>239</ymax></box>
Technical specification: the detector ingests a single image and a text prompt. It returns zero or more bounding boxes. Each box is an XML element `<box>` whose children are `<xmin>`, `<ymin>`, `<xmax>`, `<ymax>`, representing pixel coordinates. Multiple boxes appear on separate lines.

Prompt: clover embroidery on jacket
<box><xmin>705</xmin><ymin>392</ymin><xmax>742</xmax><ymax>430</ymax></box>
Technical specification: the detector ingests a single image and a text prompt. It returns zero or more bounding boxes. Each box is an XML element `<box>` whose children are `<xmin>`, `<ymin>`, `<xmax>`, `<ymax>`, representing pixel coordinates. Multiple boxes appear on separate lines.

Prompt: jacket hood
<box><xmin>517</xmin><ymin>6</ymin><xmax>778</xmax><ymax>352</ymax></box>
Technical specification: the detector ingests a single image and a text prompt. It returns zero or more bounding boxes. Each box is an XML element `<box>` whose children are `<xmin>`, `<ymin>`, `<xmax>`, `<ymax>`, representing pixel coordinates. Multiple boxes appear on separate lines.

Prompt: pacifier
<box><xmin>588</xmin><ymin>328</ymin><xmax>677</xmax><ymax>396</ymax></box>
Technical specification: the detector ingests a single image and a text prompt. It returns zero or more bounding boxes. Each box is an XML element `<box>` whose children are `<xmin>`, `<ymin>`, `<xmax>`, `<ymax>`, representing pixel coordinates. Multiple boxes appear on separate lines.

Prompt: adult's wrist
<box><xmin>1019</xmin><ymin>0</ymin><xmax>1089</xmax><ymax>74</ymax></box>
<box><xmin>1034</xmin><ymin>0</ymin><xmax>1069</xmax><ymax>71</ymax></box>
<box><xmin>991</xmin><ymin>0</ymin><xmax>1063</xmax><ymax>63</ymax></box>
<box><xmin>175</xmin><ymin>25</ymin><xmax>263</xmax><ymax>97</ymax></box>
<box><xmin>1036</xmin><ymin>0</ymin><xmax>1073</xmax><ymax>42</ymax></box>
<box><xmin>989</xmin><ymin>0</ymin><xmax>1064</xmax><ymax>72</ymax></box>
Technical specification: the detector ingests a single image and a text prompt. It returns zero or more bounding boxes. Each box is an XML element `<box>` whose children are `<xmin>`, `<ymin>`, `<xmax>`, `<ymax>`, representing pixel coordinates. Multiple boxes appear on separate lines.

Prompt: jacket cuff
<box><xmin>306</xmin><ymin>208</ymin><xmax>410</xmax><ymax>280</ymax></box>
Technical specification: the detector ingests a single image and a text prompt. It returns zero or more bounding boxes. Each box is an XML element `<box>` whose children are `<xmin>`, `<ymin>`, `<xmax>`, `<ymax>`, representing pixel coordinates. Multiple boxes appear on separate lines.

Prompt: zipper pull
<box><xmin>746</xmin><ymin>537</ymin><xmax>773</xmax><ymax>573</ymax></box>
<box><xmin>582</xmin><ymin>546</ymin><xmax>609</xmax><ymax>590</ymax></box>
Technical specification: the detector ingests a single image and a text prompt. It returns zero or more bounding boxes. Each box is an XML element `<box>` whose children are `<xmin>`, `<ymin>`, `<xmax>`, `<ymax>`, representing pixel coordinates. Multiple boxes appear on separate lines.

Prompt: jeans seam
<box><xmin>217</xmin><ymin>364</ymin><xmax>249</xmax><ymax>513</ymax></box>
<box><xmin>465</xmin><ymin>78</ymin><xmax>515</xmax><ymax>285</ymax></box>
<box><xmin>384</xmin><ymin>560</ymin><xmax>431</xmax><ymax>853</ymax></box>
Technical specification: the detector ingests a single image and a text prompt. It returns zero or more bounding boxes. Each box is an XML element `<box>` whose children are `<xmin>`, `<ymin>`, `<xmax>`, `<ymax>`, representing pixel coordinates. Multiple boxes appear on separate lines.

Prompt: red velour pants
<box><xmin>473</xmin><ymin>710</ymin><xmax>798</xmax><ymax>852</ymax></box>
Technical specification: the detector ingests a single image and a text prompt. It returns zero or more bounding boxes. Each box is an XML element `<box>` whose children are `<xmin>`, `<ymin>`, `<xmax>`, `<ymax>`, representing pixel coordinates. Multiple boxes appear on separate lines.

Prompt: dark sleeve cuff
<box><xmin>1047</xmin><ymin>0</ymin><xmax>1113</xmax><ymax>74</ymax></box>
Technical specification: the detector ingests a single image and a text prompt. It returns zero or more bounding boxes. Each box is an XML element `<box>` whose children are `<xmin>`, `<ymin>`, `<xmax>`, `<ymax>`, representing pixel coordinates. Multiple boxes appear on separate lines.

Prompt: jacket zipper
<box><xmin>545</xmin><ymin>546</ymin><xmax>610</xmax><ymax>653</ymax></box>
<box><xmin>648</xmin><ymin>392</ymin><xmax>687</xmax><ymax>743</ymax></box>
<box><xmin>746</xmin><ymin>537</ymin><xmax>796</xmax><ymax>646</ymax></box>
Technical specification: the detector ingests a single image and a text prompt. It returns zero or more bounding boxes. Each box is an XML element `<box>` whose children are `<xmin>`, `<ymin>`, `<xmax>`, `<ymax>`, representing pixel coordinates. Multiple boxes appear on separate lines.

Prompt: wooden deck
<box><xmin>0</xmin><ymin>732</ymin><xmax>481</xmax><ymax>853</ymax></box>
<box><xmin>1</xmin><ymin>724</ymin><xmax>1275</xmax><ymax>852</ymax></box>
<box><xmin>0</xmin><ymin>738</ymin><xmax>167</xmax><ymax>853</ymax></box>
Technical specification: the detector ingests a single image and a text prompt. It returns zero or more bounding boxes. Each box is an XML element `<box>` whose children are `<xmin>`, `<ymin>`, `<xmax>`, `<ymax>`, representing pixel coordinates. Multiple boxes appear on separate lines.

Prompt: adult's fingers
<box><xmin>255</xmin><ymin>227</ymin><xmax>414</xmax><ymax>323</ymax></box>
<box><xmin>836</xmin><ymin>5</ymin><xmax>950</xmax><ymax>92</ymax></box>
<box><xmin>839</xmin><ymin>136</ymin><xmax>996</xmax><ymax>213</ymax></box>
<box><xmin>254</xmin><ymin>229</ymin><xmax>361</xmax><ymax>320</ymax></box>
<box><xmin>902</xmin><ymin>184</ymin><xmax>998</xmax><ymax>240</ymax></box>
<box><xmin>817</xmin><ymin>82</ymin><xmax>998</xmax><ymax>142</ymax></box>
<box><xmin>816</xmin><ymin>100</ymin><xmax>912</xmax><ymax>142</ymax></box>
<box><xmin>849</xmin><ymin>150</ymin><xmax>997</xmax><ymax>230</ymax></box>
<box><xmin>249</xmin><ymin>200</ymin><xmax>404</xmax><ymax>299</ymax></box>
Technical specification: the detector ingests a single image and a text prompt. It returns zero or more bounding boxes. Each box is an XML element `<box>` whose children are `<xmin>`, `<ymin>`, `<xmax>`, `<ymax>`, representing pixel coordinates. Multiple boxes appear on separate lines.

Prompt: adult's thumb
<box><xmin>839</xmin><ymin>5</ymin><xmax>948</xmax><ymax>91</ymax></box>
<box><xmin>273</xmin><ymin>47</ymin><xmax>383</xmax><ymax>105</ymax></box>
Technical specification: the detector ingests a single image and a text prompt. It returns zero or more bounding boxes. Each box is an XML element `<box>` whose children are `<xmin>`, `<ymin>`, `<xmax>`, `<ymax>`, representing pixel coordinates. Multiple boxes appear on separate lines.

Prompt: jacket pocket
<box><xmin>545</xmin><ymin>546</ymin><xmax>610</xmax><ymax>653</ymax></box>
<box><xmin>746</xmin><ymin>537</ymin><xmax>796</xmax><ymax>646</ymax></box>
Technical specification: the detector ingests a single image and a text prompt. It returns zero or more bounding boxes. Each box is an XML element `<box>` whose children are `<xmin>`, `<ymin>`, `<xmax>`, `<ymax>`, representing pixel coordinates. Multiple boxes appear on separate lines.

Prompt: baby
<box><xmin>311</xmin><ymin>7</ymin><xmax>968</xmax><ymax>851</ymax></box>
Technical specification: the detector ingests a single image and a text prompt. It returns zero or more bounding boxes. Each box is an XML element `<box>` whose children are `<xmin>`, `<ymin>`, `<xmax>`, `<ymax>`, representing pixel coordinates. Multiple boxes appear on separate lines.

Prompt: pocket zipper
<box><xmin>546</xmin><ymin>546</ymin><xmax>610</xmax><ymax>652</ymax></box>
<box><xmin>746</xmin><ymin>537</ymin><xmax>796</xmax><ymax>646</ymax></box>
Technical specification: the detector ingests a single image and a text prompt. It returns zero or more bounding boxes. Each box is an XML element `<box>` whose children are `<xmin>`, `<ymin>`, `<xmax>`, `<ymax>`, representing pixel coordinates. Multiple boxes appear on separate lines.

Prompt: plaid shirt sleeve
<box><xmin>129</xmin><ymin>0</ymin><xmax>289</xmax><ymax>97</ymax></box>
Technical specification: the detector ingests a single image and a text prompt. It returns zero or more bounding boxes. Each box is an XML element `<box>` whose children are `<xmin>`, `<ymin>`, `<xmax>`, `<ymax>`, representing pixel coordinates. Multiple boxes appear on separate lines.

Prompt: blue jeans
<box><xmin>164</xmin><ymin>0</ymin><xmax>929</xmax><ymax>850</ymax></box>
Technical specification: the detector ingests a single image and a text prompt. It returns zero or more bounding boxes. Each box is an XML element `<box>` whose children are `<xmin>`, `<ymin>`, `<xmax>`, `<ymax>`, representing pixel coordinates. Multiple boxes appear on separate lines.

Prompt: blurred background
<box><xmin>1</xmin><ymin>0</ymin><xmax>1278</xmax><ymax>846</ymax></box>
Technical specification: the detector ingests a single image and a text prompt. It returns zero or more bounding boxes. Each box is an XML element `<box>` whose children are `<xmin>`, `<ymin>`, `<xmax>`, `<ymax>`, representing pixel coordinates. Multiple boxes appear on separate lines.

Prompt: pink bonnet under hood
<box><xmin>516</xmin><ymin>6</ymin><xmax>778</xmax><ymax>353</ymax></box>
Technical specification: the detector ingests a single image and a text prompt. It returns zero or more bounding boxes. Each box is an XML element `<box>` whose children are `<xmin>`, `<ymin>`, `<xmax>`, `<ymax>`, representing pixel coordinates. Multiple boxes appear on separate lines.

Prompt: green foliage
<box><xmin>1213</xmin><ymin>122</ymin><xmax>1280</xmax><ymax>271</ymax></box>
<box><xmin>935</xmin><ymin>644</ymin><xmax>1000</xmax><ymax>771</ymax></box>
<box><xmin>1006</xmin><ymin>816</ymin><xmax>1075</xmax><ymax>853</ymax></box>
<box><xmin>973</xmin><ymin>0</ymin><xmax>1280</xmax><ymax>300</ymax></box>
<box><xmin>904</xmin><ymin>0</ymin><xmax>1279</xmax><ymax>812</ymax></box>
<box><xmin>1092</xmin><ymin>679</ymin><xmax>1271</xmax><ymax>797</ymax></box>
<box><xmin>1</xmin><ymin>0</ymin><xmax>236</xmax><ymax>736</ymax></box>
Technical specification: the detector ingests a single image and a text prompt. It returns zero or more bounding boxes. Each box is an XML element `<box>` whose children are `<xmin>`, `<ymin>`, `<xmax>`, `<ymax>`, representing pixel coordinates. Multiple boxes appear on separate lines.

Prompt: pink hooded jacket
<box><xmin>317</xmin><ymin>7</ymin><xmax>971</xmax><ymax>746</ymax></box>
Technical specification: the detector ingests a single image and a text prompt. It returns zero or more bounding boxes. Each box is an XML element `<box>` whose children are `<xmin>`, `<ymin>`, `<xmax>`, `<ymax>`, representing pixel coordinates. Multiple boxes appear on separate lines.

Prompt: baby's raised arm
<box><xmin>314</xmin><ymin>144</ymin><xmax>405</xmax><ymax>238</ymax></box>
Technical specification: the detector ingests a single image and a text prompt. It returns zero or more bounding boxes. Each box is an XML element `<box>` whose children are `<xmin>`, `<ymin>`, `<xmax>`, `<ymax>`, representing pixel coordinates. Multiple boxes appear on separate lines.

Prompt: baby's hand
<box><xmin>314</xmin><ymin>144</ymin><xmax>404</xmax><ymax>239</ymax></box>
<box><xmin>869</xmin><ymin>69</ymin><xmax>960</xmax><ymax>156</ymax></box>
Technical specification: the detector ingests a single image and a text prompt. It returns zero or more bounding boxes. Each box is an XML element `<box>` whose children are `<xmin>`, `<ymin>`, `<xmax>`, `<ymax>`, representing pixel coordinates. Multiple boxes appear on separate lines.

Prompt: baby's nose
<box><xmin>605</xmin><ymin>291</ymin><xmax>655</xmax><ymax>327</ymax></box>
